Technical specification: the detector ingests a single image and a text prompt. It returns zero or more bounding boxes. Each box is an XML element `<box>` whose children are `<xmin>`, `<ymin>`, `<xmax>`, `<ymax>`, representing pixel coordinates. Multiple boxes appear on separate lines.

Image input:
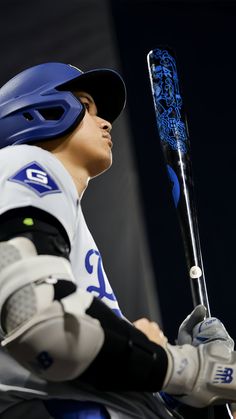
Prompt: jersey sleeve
<box><xmin>0</xmin><ymin>145</ymin><xmax>78</xmax><ymax>245</ymax></box>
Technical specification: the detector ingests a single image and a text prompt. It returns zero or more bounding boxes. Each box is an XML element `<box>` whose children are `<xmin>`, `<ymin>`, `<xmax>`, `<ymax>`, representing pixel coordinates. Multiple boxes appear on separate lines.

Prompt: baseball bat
<box><xmin>147</xmin><ymin>46</ymin><xmax>233</xmax><ymax>419</ymax></box>
<box><xmin>147</xmin><ymin>47</ymin><xmax>211</xmax><ymax>317</ymax></box>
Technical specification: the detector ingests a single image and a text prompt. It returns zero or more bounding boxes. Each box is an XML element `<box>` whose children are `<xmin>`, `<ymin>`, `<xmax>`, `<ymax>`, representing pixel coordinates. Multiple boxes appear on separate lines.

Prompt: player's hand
<box><xmin>163</xmin><ymin>341</ymin><xmax>236</xmax><ymax>407</ymax></box>
<box><xmin>133</xmin><ymin>318</ymin><xmax>168</xmax><ymax>348</ymax></box>
<box><xmin>177</xmin><ymin>304</ymin><xmax>206</xmax><ymax>345</ymax></box>
<box><xmin>178</xmin><ymin>305</ymin><xmax>234</xmax><ymax>351</ymax></box>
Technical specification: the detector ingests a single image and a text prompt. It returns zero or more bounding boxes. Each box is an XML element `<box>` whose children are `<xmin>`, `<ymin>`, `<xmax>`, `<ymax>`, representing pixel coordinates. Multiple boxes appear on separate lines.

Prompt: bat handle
<box><xmin>190</xmin><ymin>272</ymin><xmax>211</xmax><ymax>317</ymax></box>
<box><xmin>186</xmin><ymin>237</ymin><xmax>211</xmax><ymax>316</ymax></box>
<box><xmin>181</xmin><ymin>172</ymin><xmax>211</xmax><ymax>317</ymax></box>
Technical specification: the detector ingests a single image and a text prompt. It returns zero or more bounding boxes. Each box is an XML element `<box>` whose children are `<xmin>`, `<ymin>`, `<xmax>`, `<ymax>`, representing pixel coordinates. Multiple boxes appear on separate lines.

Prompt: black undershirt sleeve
<box><xmin>79</xmin><ymin>297</ymin><xmax>169</xmax><ymax>392</ymax></box>
<box><xmin>0</xmin><ymin>206</ymin><xmax>70</xmax><ymax>259</ymax></box>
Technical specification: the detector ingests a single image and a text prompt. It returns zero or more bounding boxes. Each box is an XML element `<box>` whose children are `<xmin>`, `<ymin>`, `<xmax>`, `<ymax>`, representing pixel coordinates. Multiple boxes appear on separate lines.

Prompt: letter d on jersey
<box><xmin>8</xmin><ymin>161</ymin><xmax>61</xmax><ymax>197</ymax></box>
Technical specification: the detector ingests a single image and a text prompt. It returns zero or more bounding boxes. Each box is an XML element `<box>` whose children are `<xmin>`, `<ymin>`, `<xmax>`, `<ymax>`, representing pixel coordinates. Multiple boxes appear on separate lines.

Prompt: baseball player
<box><xmin>0</xmin><ymin>62</ymin><xmax>235</xmax><ymax>419</ymax></box>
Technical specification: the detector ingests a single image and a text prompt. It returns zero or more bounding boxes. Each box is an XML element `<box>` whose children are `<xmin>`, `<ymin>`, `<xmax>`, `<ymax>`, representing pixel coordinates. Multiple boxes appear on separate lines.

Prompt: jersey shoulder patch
<box><xmin>8</xmin><ymin>161</ymin><xmax>61</xmax><ymax>197</ymax></box>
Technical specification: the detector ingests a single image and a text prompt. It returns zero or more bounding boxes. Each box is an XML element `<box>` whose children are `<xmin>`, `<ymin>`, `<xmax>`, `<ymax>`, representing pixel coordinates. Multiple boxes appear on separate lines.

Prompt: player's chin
<box><xmin>90</xmin><ymin>153</ymin><xmax>113</xmax><ymax>178</ymax></box>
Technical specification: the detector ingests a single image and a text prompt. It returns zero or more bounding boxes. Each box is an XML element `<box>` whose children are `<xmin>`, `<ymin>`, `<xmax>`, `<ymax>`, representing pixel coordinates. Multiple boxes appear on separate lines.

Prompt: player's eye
<box><xmin>77</xmin><ymin>94</ymin><xmax>97</xmax><ymax>115</ymax></box>
<box><xmin>79</xmin><ymin>98</ymin><xmax>90</xmax><ymax>112</ymax></box>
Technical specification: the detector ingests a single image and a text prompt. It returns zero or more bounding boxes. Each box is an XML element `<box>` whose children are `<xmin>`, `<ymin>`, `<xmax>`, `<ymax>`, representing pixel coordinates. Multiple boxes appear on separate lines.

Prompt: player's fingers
<box><xmin>133</xmin><ymin>317</ymin><xmax>151</xmax><ymax>327</ymax></box>
<box><xmin>185</xmin><ymin>305</ymin><xmax>207</xmax><ymax>332</ymax></box>
<box><xmin>153</xmin><ymin>329</ymin><xmax>168</xmax><ymax>348</ymax></box>
<box><xmin>133</xmin><ymin>318</ymin><xmax>168</xmax><ymax>348</ymax></box>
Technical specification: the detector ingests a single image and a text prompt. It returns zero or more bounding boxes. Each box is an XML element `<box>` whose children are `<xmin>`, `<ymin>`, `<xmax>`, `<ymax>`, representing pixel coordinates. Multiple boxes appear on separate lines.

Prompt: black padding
<box><xmin>0</xmin><ymin>206</ymin><xmax>70</xmax><ymax>259</ymax></box>
<box><xmin>79</xmin><ymin>297</ymin><xmax>168</xmax><ymax>391</ymax></box>
<box><xmin>0</xmin><ymin>206</ymin><xmax>76</xmax><ymax>298</ymax></box>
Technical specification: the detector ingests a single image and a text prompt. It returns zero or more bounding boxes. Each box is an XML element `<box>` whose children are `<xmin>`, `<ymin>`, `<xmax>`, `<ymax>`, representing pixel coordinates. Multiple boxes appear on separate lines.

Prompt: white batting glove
<box><xmin>163</xmin><ymin>341</ymin><xmax>236</xmax><ymax>407</ymax></box>
<box><xmin>177</xmin><ymin>304</ymin><xmax>206</xmax><ymax>345</ymax></box>
<box><xmin>178</xmin><ymin>305</ymin><xmax>234</xmax><ymax>351</ymax></box>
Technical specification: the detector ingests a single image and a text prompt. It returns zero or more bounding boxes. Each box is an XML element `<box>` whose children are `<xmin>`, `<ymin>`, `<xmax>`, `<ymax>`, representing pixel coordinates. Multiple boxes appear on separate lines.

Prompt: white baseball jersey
<box><xmin>0</xmin><ymin>145</ymin><xmax>170</xmax><ymax>419</ymax></box>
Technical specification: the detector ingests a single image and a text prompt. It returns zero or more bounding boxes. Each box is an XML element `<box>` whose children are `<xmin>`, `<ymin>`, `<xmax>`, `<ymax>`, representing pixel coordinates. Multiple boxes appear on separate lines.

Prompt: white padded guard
<box><xmin>0</xmin><ymin>238</ymin><xmax>76</xmax><ymax>317</ymax></box>
<box><xmin>0</xmin><ymin>238</ymin><xmax>104</xmax><ymax>381</ymax></box>
<box><xmin>2</xmin><ymin>290</ymin><xmax>105</xmax><ymax>381</ymax></box>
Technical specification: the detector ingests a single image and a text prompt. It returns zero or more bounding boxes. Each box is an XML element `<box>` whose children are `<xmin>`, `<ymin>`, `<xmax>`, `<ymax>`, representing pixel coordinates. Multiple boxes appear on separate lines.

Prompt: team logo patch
<box><xmin>8</xmin><ymin>161</ymin><xmax>61</xmax><ymax>197</ymax></box>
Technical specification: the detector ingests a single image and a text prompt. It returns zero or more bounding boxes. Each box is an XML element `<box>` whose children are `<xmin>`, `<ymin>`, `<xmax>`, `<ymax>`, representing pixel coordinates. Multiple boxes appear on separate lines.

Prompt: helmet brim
<box><xmin>58</xmin><ymin>68</ymin><xmax>126</xmax><ymax>124</ymax></box>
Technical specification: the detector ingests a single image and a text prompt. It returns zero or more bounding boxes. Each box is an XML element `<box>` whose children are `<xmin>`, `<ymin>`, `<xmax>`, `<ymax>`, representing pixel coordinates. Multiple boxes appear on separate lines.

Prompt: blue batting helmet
<box><xmin>0</xmin><ymin>62</ymin><xmax>126</xmax><ymax>148</ymax></box>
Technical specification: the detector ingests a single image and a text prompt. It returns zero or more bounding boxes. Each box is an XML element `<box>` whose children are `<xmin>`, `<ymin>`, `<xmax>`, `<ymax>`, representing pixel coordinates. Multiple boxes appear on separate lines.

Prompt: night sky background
<box><xmin>110</xmin><ymin>0</ymin><xmax>236</xmax><ymax>339</ymax></box>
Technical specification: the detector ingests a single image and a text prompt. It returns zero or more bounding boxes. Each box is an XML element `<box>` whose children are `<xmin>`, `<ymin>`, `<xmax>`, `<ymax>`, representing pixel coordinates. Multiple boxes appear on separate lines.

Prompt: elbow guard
<box><xmin>0</xmin><ymin>237</ymin><xmax>104</xmax><ymax>381</ymax></box>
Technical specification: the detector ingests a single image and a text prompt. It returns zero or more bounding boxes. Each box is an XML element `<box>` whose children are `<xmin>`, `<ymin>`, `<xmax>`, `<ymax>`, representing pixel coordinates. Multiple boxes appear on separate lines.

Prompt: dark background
<box><xmin>0</xmin><ymin>0</ymin><xmax>235</xmax><ymax>347</ymax></box>
<box><xmin>110</xmin><ymin>0</ymin><xmax>236</xmax><ymax>341</ymax></box>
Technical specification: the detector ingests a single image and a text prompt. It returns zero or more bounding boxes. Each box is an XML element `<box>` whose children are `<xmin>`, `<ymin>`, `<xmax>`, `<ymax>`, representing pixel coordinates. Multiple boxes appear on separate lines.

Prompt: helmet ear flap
<box><xmin>0</xmin><ymin>91</ymin><xmax>85</xmax><ymax>147</ymax></box>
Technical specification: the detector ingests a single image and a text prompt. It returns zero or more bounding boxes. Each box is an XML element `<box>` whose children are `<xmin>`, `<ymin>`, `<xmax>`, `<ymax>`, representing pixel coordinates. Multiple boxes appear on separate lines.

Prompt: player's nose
<box><xmin>100</xmin><ymin>119</ymin><xmax>112</xmax><ymax>133</ymax></box>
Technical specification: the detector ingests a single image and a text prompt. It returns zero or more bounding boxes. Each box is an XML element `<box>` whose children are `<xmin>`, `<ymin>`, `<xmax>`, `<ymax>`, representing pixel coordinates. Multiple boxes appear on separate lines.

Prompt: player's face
<box><xmin>68</xmin><ymin>91</ymin><xmax>113</xmax><ymax>178</ymax></box>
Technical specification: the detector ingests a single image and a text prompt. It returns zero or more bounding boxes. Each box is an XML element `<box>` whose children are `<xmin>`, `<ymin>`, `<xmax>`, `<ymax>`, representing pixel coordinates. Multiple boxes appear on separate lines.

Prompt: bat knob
<box><xmin>190</xmin><ymin>266</ymin><xmax>202</xmax><ymax>279</ymax></box>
